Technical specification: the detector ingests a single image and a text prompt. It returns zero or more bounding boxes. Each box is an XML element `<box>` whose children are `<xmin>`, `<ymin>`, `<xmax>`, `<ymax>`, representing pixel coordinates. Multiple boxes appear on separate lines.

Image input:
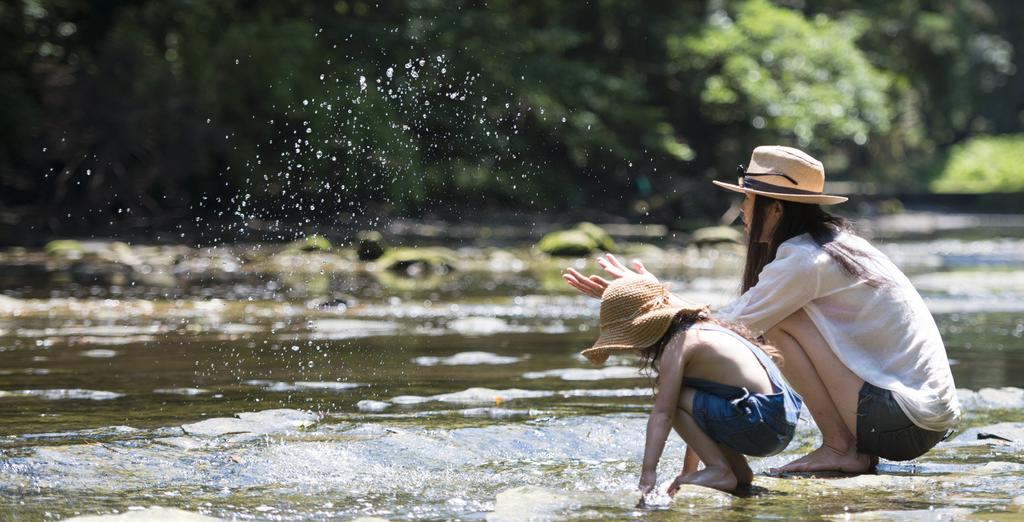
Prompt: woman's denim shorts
<box><xmin>688</xmin><ymin>377</ymin><xmax>801</xmax><ymax>457</ymax></box>
<box><xmin>856</xmin><ymin>383</ymin><xmax>948</xmax><ymax>461</ymax></box>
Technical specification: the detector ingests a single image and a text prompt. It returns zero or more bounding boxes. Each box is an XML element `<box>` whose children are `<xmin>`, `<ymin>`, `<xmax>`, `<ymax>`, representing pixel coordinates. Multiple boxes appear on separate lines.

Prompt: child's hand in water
<box><xmin>563</xmin><ymin>254</ymin><xmax>658</xmax><ymax>299</ymax></box>
<box><xmin>638</xmin><ymin>469</ymin><xmax>657</xmax><ymax>496</ymax></box>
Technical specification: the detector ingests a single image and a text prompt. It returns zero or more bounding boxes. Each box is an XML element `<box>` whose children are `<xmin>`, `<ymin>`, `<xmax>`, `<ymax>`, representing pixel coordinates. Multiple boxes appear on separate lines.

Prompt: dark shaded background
<box><xmin>1</xmin><ymin>0</ymin><xmax>1021</xmax><ymax>243</ymax></box>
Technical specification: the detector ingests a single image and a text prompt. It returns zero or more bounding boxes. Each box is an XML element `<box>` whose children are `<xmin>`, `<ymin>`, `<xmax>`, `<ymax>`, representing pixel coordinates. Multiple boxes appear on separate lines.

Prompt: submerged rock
<box><xmin>536</xmin><ymin>223</ymin><xmax>618</xmax><ymax>257</ymax></box>
<box><xmin>825</xmin><ymin>507</ymin><xmax>973</xmax><ymax>520</ymax></box>
<box><xmin>46</xmin><ymin>239</ymin><xmax>85</xmax><ymax>257</ymax></box>
<box><xmin>2</xmin><ymin>389</ymin><xmax>124</xmax><ymax>401</ymax></box>
<box><xmin>575</xmin><ymin>222</ymin><xmax>618</xmax><ymax>253</ymax></box>
<box><xmin>376</xmin><ymin>246</ymin><xmax>457</xmax><ymax>275</ymax></box>
<box><xmin>180</xmin><ymin>409</ymin><xmax>318</xmax><ymax>437</ymax></box>
<box><xmin>63</xmin><ymin>506</ymin><xmax>223</xmax><ymax>521</ymax></box>
<box><xmin>957</xmin><ymin>387</ymin><xmax>1024</xmax><ymax>410</ymax></box>
<box><xmin>357</xmin><ymin>400</ymin><xmax>391</xmax><ymax>412</ymax></box>
<box><xmin>669</xmin><ymin>484</ymin><xmax>733</xmax><ymax>507</ymax></box>
<box><xmin>522</xmin><ymin>366</ymin><xmax>641</xmax><ymax>381</ymax></box>
<box><xmin>954</xmin><ymin>422</ymin><xmax>1024</xmax><ymax>444</ymax></box>
<box><xmin>287</xmin><ymin>234</ymin><xmax>332</xmax><ymax>252</ymax></box>
<box><xmin>488</xmin><ymin>486</ymin><xmax>575</xmax><ymax>521</ymax></box>
<box><xmin>446</xmin><ymin>317</ymin><xmax>520</xmax><ymax>336</ymax></box>
<box><xmin>413</xmin><ymin>351</ymin><xmax>524</xmax><ymax>366</ymax></box>
<box><xmin>356</xmin><ymin>230</ymin><xmax>386</xmax><ymax>261</ymax></box>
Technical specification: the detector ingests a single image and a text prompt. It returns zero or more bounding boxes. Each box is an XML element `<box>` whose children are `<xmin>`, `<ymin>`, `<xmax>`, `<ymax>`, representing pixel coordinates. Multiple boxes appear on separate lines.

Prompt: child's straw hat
<box><xmin>582</xmin><ymin>276</ymin><xmax>708</xmax><ymax>365</ymax></box>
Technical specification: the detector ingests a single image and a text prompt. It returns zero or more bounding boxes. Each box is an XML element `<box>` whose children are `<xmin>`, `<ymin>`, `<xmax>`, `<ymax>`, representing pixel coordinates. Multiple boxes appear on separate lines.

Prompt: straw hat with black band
<box><xmin>582</xmin><ymin>276</ymin><xmax>708</xmax><ymax>365</ymax></box>
<box><xmin>712</xmin><ymin>145</ymin><xmax>848</xmax><ymax>205</ymax></box>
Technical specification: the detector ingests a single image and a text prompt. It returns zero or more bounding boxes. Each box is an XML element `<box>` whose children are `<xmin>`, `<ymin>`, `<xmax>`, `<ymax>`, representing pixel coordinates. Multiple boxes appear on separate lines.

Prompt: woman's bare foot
<box><xmin>680</xmin><ymin>466</ymin><xmax>738</xmax><ymax>493</ymax></box>
<box><xmin>773</xmin><ymin>444</ymin><xmax>873</xmax><ymax>474</ymax></box>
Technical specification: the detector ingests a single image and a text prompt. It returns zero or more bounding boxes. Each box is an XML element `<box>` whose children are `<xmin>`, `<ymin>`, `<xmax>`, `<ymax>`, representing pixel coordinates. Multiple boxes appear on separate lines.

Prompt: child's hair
<box><xmin>638</xmin><ymin>309</ymin><xmax>782</xmax><ymax>384</ymax></box>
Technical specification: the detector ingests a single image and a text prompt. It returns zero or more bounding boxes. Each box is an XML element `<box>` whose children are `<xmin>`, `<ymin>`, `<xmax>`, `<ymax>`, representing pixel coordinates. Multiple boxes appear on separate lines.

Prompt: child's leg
<box><xmin>669</xmin><ymin>388</ymin><xmax>738</xmax><ymax>493</ymax></box>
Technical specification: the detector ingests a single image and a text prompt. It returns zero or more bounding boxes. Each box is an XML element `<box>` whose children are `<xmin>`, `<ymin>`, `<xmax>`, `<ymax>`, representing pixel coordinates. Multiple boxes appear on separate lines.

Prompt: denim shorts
<box><xmin>688</xmin><ymin>377</ymin><xmax>801</xmax><ymax>457</ymax></box>
<box><xmin>856</xmin><ymin>383</ymin><xmax>948</xmax><ymax>461</ymax></box>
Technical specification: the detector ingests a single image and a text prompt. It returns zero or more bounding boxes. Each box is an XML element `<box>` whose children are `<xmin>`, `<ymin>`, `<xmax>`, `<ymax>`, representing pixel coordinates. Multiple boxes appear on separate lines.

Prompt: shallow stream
<box><xmin>2</xmin><ymin>229</ymin><xmax>1024</xmax><ymax>520</ymax></box>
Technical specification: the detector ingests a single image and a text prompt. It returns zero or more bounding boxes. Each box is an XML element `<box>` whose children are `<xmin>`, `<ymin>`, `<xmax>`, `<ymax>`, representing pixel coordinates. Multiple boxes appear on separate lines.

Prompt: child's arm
<box><xmin>638</xmin><ymin>336</ymin><xmax>686</xmax><ymax>494</ymax></box>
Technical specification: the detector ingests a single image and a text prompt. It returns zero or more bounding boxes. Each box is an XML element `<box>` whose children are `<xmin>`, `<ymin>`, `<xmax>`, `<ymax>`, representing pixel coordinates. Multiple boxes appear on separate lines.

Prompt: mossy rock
<box><xmin>45</xmin><ymin>239</ymin><xmax>84</xmax><ymax>259</ymax></box>
<box><xmin>537</xmin><ymin>230</ymin><xmax>600</xmax><ymax>257</ymax></box>
<box><xmin>692</xmin><ymin>226</ymin><xmax>744</xmax><ymax>246</ymax></box>
<box><xmin>377</xmin><ymin>247</ymin><xmax>457</xmax><ymax>275</ymax></box>
<box><xmin>575</xmin><ymin>222</ymin><xmax>617</xmax><ymax>252</ymax></box>
<box><xmin>356</xmin><ymin>230</ymin><xmax>386</xmax><ymax>261</ymax></box>
<box><xmin>288</xmin><ymin>234</ymin><xmax>332</xmax><ymax>252</ymax></box>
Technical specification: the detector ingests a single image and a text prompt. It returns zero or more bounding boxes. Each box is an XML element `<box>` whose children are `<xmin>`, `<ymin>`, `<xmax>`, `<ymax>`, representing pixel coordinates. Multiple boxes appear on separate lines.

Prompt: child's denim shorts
<box><xmin>687</xmin><ymin>377</ymin><xmax>802</xmax><ymax>457</ymax></box>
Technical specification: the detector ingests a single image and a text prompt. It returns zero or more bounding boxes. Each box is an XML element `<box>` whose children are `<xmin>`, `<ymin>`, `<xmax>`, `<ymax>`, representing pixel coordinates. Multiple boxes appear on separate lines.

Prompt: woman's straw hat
<box><xmin>712</xmin><ymin>145</ymin><xmax>848</xmax><ymax>205</ymax></box>
<box><xmin>582</xmin><ymin>276</ymin><xmax>708</xmax><ymax>365</ymax></box>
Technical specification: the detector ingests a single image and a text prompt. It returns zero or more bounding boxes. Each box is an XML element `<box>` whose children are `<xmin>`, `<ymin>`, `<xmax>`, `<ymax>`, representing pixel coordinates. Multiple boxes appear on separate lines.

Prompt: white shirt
<box><xmin>716</xmin><ymin>232</ymin><xmax>961</xmax><ymax>431</ymax></box>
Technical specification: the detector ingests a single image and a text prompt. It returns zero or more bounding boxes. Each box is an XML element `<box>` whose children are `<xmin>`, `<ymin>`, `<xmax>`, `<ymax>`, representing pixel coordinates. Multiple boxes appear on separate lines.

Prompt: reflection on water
<box><xmin>1</xmin><ymin>234</ymin><xmax>1024</xmax><ymax>520</ymax></box>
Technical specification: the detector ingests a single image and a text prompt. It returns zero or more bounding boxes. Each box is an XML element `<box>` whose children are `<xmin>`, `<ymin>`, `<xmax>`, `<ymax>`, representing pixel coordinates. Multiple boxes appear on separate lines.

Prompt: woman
<box><xmin>564</xmin><ymin>145</ymin><xmax>960</xmax><ymax>473</ymax></box>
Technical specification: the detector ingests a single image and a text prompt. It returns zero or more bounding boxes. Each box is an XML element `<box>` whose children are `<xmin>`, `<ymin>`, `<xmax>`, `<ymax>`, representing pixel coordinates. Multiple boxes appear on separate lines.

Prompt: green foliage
<box><xmin>0</xmin><ymin>0</ymin><xmax>1021</xmax><ymax>236</ymax></box>
<box><xmin>670</xmin><ymin>0</ymin><xmax>893</xmax><ymax>151</ymax></box>
<box><xmin>931</xmin><ymin>135</ymin><xmax>1024</xmax><ymax>193</ymax></box>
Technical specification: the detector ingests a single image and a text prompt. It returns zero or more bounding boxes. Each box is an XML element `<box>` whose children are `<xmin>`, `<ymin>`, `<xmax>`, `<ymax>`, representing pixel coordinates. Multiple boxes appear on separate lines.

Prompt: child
<box><xmin>581</xmin><ymin>275</ymin><xmax>802</xmax><ymax>494</ymax></box>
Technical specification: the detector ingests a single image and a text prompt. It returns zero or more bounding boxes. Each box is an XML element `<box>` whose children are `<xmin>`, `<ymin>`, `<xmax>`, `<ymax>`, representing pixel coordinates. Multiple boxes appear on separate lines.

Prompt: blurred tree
<box><xmin>0</xmin><ymin>0</ymin><xmax>1020</xmax><ymax>241</ymax></box>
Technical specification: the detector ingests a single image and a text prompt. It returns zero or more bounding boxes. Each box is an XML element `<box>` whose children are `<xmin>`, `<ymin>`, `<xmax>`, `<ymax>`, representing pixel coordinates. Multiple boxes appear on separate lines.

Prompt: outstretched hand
<box><xmin>562</xmin><ymin>254</ymin><xmax>657</xmax><ymax>299</ymax></box>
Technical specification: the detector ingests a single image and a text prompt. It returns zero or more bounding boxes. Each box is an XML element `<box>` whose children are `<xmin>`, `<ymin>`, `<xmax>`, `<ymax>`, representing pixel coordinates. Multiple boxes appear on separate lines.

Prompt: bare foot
<box><xmin>731</xmin><ymin>459</ymin><xmax>754</xmax><ymax>486</ymax></box>
<box><xmin>773</xmin><ymin>444</ymin><xmax>873</xmax><ymax>474</ymax></box>
<box><xmin>680</xmin><ymin>466</ymin><xmax>738</xmax><ymax>493</ymax></box>
<box><xmin>722</xmin><ymin>450</ymin><xmax>753</xmax><ymax>486</ymax></box>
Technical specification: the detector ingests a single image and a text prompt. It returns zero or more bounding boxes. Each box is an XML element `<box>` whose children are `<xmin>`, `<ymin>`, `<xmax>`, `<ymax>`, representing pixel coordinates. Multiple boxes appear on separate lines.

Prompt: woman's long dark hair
<box><xmin>742</xmin><ymin>196</ymin><xmax>888</xmax><ymax>292</ymax></box>
<box><xmin>638</xmin><ymin>309</ymin><xmax>781</xmax><ymax>386</ymax></box>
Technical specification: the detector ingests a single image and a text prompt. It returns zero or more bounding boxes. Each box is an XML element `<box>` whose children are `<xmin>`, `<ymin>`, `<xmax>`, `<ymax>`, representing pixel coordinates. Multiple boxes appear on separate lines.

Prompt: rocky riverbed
<box><xmin>2</xmin><ymin>219</ymin><xmax>1024</xmax><ymax>520</ymax></box>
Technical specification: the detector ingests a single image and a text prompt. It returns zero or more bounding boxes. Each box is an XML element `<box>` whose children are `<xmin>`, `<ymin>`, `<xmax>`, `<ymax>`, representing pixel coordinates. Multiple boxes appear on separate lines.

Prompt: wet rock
<box><xmin>825</xmin><ymin>507</ymin><xmax>972</xmax><ymax>520</ymax></box>
<box><xmin>377</xmin><ymin>246</ymin><xmax>457</xmax><ymax>275</ymax></box>
<box><xmin>287</xmin><ymin>234</ymin><xmax>332</xmax><ymax>252</ymax></box>
<box><xmin>0</xmin><ymin>294</ymin><xmax>20</xmax><ymax>313</ymax></box>
<box><xmin>243</xmin><ymin>380</ymin><xmax>361</xmax><ymax>392</ymax></box>
<box><xmin>357</xmin><ymin>400</ymin><xmax>391</xmax><ymax>412</ymax></box>
<box><xmin>153</xmin><ymin>388</ymin><xmax>209</xmax><ymax>396</ymax></box>
<box><xmin>488</xmin><ymin>486</ymin><xmax>575</xmax><ymax>521</ymax></box>
<box><xmin>537</xmin><ymin>229</ymin><xmax>599</xmax><ymax>257</ymax></box>
<box><xmin>817</xmin><ymin>473</ymin><xmax>936</xmax><ymax>490</ymax></box>
<box><xmin>180</xmin><ymin>408</ymin><xmax>318</xmax><ymax>437</ymax></box>
<box><xmin>434</xmin><ymin>387</ymin><xmax>554</xmax><ymax>404</ymax></box>
<box><xmin>575</xmin><ymin>222</ymin><xmax>618</xmax><ymax>253</ymax></box>
<box><xmin>954</xmin><ymin>422</ymin><xmax>1024</xmax><ymax>443</ymax></box>
<box><xmin>670</xmin><ymin>484</ymin><xmax>733</xmax><ymax>507</ymax></box>
<box><xmin>3</xmin><ymin>389</ymin><xmax>124</xmax><ymax>401</ymax></box>
<box><xmin>446</xmin><ymin>317</ymin><xmax>520</xmax><ymax>336</ymax></box>
<box><xmin>523</xmin><ymin>366</ymin><xmax>640</xmax><ymax>381</ymax></box>
<box><xmin>62</xmin><ymin>506</ymin><xmax>223</xmax><ymax>521</ymax></box>
<box><xmin>45</xmin><ymin>239</ymin><xmax>84</xmax><ymax>259</ymax></box>
<box><xmin>81</xmin><ymin>349</ymin><xmax>118</xmax><ymax>358</ymax></box>
<box><xmin>692</xmin><ymin>226</ymin><xmax>744</xmax><ymax>247</ymax></box>
<box><xmin>957</xmin><ymin>387</ymin><xmax>1024</xmax><ymax>410</ymax></box>
<box><xmin>413</xmin><ymin>351</ymin><xmax>524</xmax><ymax>366</ymax></box>
<box><xmin>306</xmin><ymin>319</ymin><xmax>398</xmax><ymax>340</ymax></box>
<box><xmin>460</xmin><ymin>407</ymin><xmax>535</xmax><ymax>419</ymax></box>
<box><xmin>356</xmin><ymin>230</ymin><xmax>386</xmax><ymax>261</ymax></box>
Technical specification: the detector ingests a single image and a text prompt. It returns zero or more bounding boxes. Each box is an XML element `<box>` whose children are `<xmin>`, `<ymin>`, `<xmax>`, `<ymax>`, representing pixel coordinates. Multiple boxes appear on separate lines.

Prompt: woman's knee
<box><xmin>766</xmin><ymin>309</ymin><xmax>811</xmax><ymax>341</ymax></box>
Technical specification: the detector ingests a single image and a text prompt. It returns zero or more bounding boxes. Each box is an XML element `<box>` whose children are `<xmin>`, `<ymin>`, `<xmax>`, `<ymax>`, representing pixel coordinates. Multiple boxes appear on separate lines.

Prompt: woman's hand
<box><xmin>562</xmin><ymin>254</ymin><xmax>657</xmax><ymax>299</ymax></box>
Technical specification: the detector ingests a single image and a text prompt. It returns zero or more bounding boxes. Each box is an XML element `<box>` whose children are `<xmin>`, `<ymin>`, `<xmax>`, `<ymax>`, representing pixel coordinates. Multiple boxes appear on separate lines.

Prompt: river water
<box><xmin>1</xmin><ymin>228</ymin><xmax>1023</xmax><ymax>520</ymax></box>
